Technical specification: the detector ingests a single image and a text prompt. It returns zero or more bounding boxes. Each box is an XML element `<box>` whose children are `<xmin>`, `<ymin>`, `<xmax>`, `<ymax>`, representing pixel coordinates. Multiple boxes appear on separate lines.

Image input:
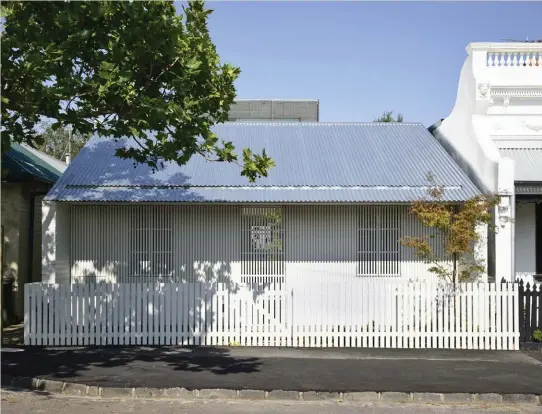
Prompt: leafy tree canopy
<box><xmin>374</xmin><ymin>111</ymin><xmax>404</xmax><ymax>123</ymax></box>
<box><xmin>36</xmin><ymin>123</ymin><xmax>89</xmax><ymax>162</ymax></box>
<box><xmin>1</xmin><ymin>1</ymin><xmax>274</xmax><ymax>181</ymax></box>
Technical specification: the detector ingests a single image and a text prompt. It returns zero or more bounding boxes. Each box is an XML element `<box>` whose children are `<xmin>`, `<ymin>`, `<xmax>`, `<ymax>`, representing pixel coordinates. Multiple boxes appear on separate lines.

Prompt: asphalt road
<box><xmin>1</xmin><ymin>390</ymin><xmax>540</xmax><ymax>414</ymax></box>
<box><xmin>2</xmin><ymin>347</ymin><xmax>542</xmax><ymax>394</ymax></box>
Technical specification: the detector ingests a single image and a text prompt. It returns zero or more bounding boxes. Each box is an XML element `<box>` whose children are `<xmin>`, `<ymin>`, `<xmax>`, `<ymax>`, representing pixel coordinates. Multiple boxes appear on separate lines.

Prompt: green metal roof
<box><xmin>2</xmin><ymin>143</ymin><xmax>66</xmax><ymax>183</ymax></box>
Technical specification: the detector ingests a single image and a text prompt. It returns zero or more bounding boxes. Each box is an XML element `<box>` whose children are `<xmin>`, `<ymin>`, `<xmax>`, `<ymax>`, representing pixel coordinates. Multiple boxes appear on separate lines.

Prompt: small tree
<box><xmin>374</xmin><ymin>111</ymin><xmax>404</xmax><ymax>123</ymax></box>
<box><xmin>401</xmin><ymin>175</ymin><xmax>500</xmax><ymax>284</ymax></box>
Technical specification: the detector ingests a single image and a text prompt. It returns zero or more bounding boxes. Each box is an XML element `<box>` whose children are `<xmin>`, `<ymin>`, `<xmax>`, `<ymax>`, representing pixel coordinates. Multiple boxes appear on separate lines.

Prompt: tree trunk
<box><xmin>452</xmin><ymin>252</ymin><xmax>458</xmax><ymax>284</ymax></box>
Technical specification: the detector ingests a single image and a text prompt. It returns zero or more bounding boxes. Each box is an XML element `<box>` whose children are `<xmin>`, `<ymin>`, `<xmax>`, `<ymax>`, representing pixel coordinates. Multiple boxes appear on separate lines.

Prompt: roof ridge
<box><xmin>66</xmin><ymin>184</ymin><xmax>464</xmax><ymax>190</ymax></box>
<box><xmin>221</xmin><ymin>122</ymin><xmax>424</xmax><ymax>126</ymax></box>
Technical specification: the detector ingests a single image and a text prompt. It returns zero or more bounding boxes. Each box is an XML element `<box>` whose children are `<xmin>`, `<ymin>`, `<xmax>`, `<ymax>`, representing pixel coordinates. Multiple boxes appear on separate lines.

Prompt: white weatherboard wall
<box><xmin>64</xmin><ymin>204</ymin><xmax>460</xmax><ymax>284</ymax></box>
<box><xmin>70</xmin><ymin>205</ymin><xmax>240</xmax><ymax>284</ymax></box>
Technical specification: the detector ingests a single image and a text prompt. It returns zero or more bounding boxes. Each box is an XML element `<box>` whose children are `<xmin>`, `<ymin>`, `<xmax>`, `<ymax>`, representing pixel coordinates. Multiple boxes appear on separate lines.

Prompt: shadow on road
<box><xmin>2</xmin><ymin>346</ymin><xmax>262</xmax><ymax>386</ymax></box>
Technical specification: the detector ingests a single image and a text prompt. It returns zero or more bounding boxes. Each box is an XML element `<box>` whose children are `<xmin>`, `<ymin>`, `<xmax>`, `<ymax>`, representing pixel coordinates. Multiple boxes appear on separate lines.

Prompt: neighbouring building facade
<box><xmin>41</xmin><ymin>123</ymin><xmax>481</xmax><ymax>286</ymax></box>
<box><xmin>430</xmin><ymin>41</ymin><xmax>542</xmax><ymax>284</ymax></box>
<box><xmin>2</xmin><ymin>144</ymin><xmax>66</xmax><ymax>322</ymax></box>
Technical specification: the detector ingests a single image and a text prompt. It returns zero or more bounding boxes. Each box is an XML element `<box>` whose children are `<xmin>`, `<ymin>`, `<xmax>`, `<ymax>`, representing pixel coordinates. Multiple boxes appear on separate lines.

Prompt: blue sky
<box><xmin>177</xmin><ymin>1</ymin><xmax>542</xmax><ymax>126</ymax></box>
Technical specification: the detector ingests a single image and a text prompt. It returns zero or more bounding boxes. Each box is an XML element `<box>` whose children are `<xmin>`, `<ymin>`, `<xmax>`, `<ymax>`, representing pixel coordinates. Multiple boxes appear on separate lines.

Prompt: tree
<box><xmin>374</xmin><ymin>111</ymin><xmax>404</xmax><ymax>122</ymax></box>
<box><xmin>400</xmin><ymin>174</ymin><xmax>500</xmax><ymax>284</ymax></box>
<box><xmin>36</xmin><ymin>123</ymin><xmax>89</xmax><ymax>162</ymax></box>
<box><xmin>1</xmin><ymin>1</ymin><xmax>274</xmax><ymax>181</ymax></box>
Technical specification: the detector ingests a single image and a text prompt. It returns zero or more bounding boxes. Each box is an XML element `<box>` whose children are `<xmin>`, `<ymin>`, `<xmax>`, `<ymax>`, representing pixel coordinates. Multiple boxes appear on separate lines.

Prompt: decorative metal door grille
<box><xmin>129</xmin><ymin>206</ymin><xmax>173</xmax><ymax>283</ymax></box>
<box><xmin>241</xmin><ymin>206</ymin><xmax>284</xmax><ymax>281</ymax></box>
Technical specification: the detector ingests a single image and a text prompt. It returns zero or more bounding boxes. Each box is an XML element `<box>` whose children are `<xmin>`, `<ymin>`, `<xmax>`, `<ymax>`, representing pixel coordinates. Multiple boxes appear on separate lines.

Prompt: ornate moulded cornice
<box><xmin>490</xmin><ymin>87</ymin><xmax>542</xmax><ymax>99</ymax></box>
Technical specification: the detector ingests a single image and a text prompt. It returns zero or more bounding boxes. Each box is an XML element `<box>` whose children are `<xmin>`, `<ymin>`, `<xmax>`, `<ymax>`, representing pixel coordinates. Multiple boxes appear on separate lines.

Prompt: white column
<box><xmin>41</xmin><ymin>200</ymin><xmax>56</xmax><ymax>283</ymax></box>
<box><xmin>55</xmin><ymin>203</ymin><xmax>71</xmax><ymax>284</ymax></box>
<box><xmin>41</xmin><ymin>201</ymin><xmax>71</xmax><ymax>284</ymax></box>
<box><xmin>494</xmin><ymin>158</ymin><xmax>515</xmax><ymax>282</ymax></box>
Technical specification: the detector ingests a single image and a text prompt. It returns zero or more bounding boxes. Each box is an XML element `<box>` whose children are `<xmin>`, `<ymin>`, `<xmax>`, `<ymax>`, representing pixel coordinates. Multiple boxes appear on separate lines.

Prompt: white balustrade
<box><xmin>487</xmin><ymin>51</ymin><xmax>542</xmax><ymax>67</ymax></box>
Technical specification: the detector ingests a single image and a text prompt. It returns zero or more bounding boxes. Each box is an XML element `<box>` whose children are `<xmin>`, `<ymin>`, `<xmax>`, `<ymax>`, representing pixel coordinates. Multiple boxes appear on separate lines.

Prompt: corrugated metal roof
<box><xmin>54</xmin><ymin>186</ymin><xmax>473</xmax><ymax>203</ymax></box>
<box><xmin>500</xmin><ymin>148</ymin><xmax>542</xmax><ymax>182</ymax></box>
<box><xmin>46</xmin><ymin>123</ymin><xmax>480</xmax><ymax>203</ymax></box>
<box><xmin>3</xmin><ymin>143</ymin><xmax>67</xmax><ymax>183</ymax></box>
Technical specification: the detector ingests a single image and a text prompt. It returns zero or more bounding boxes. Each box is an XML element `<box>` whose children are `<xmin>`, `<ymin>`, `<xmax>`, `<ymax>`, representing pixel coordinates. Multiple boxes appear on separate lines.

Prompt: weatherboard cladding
<box><xmin>499</xmin><ymin>148</ymin><xmax>542</xmax><ymax>182</ymax></box>
<box><xmin>46</xmin><ymin>123</ymin><xmax>480</xmax><ymax>203</ymax></box>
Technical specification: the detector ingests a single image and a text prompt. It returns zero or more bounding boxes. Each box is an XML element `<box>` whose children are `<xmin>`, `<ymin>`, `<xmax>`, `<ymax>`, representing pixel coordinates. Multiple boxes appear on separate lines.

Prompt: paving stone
<box><xmin>87</xmin><ymin>386</ymin><xmax>100</xmax><ymax>397</ymax></box>
<box><xmin>41</xmin><ymin>380</ymin><xmax>65</xmax><ymax>393</ymax></box>
<box><xmin>501</xmin><ymin>394</ymin><xmax>540</xmax><ymax>405</ymax></box>
<box><xmin>413</xmin><ymin>393</ymin><xmax>443</xmax><ymax>403</ymax></box>
<box><xmin>100</xmin><ymin>387</ymin><xmax>134</xmax><ymax>398</ymax></box>
<box><xmin>183</xmin><ymin>389</ymin><xmax>200</xmax><ymax>398</ymax></box>
<box><xmin>134</xmin><ymin>387</ymin><xmax>163</xmax><ymax>398</ymax></box>
<box><xmin>163</xmin><ymin>387</ymin><xmax>186</xmax><ymax>398</ymax></box>
<box><xmin>302</xmin><ymin>391</ymin><xmax>341</xmax><ymax>401</ymax></box>
<box><xmin>199</xmin><ymin>389</ymin><xmax>238</xmax><ymax>399</ymax></box>
<box><xmin>442</xmin><ymin>393</ymin><xmax>474</xmax><ymax>403</ymax></box>
<box><xmin>162</xmin><ymin>387</ymin><xmax>198</xmax><ymax>398</ymax></box>
<box><xmin>476</xmin><ymin>393</ymin><xmax>502</xmax><ymax>404</ymax></box>
<box><xmin>238</xmin><ymin>389</ymin><xmax>266</xmax><ymax>400</ymax></box>
<box><xmin>266</xmin><ymin>390</ymin><xmax>301</xmax><ymax>400</ymax></box>
<box><xmin>380</xmin><ymin>392</ymin><xmax>412</xmax><ymax>403</ymax></box>
<box><xmin>343</xmin><ymin>392</ymin><xmax>379</xmax><ymax>402</ymax></box>
<box><xmin>63</xmin><ymin>383</ymin><xmax>87</xmax><ymax>396</ymax></box>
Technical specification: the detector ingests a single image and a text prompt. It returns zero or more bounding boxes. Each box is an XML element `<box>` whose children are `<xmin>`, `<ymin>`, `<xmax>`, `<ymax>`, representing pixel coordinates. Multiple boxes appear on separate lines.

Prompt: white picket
<box><xmin>487</xmin><ymin>283</ymin><xmax>492</xmax><ymax>350</ymax></box>
<box><xmin>513</xmin><ymin>283</ymin><xmax>520</xmax><ymax>350</ymax></box>
<box><xmin>500</xmin><ymin>283</ymin><xmax>503</xmax><ymax>350</ymax></box>
<box><xmin>23</xmin><ymin>281</ymin><xmax>520</xmax><ymax>350</ymax></box>
<box><xmin>60</xmin><ymin>284</ymin><xmax>67</xmax><ymax>346</ymax></box>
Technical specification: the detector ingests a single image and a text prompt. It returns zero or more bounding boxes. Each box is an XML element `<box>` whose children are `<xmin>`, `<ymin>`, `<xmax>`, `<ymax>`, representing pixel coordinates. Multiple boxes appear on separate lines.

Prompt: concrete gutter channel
<box><xmin>2</xmin><ymin>375</ymin><xmax>541</xmax><ymax>407</ymax></box>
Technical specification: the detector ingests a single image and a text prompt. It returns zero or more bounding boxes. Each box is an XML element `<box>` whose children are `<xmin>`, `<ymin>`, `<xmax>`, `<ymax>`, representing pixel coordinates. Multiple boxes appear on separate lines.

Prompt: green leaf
<box><xmin>1</xmin><ymin>1</ymin><xmax>266</xmax><ymax>180</ymax></box>
<box><xmin>186</xmin><ymin>58</ymin><xmax>202</xmax><ymax>70</ymax></box>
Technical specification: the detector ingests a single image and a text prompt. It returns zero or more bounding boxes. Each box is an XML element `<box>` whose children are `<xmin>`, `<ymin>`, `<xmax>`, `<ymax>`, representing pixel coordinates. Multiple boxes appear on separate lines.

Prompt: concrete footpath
<box><xmin>3</xmin><ymin>390</ymin><xmax>541</xmax><ymax>414</ymax></box>
<box><xmin>1</xmin><ymin>347</ymin><xmax>542</xmax><ymax>402</ymax></box>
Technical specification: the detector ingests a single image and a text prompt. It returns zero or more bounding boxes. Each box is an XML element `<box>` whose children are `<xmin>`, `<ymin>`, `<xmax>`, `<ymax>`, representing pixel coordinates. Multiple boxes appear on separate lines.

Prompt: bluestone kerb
<box><xmin>1</xmin><ymin>375</ymin><xmax>540</xmax><ymax>406</ymax></box>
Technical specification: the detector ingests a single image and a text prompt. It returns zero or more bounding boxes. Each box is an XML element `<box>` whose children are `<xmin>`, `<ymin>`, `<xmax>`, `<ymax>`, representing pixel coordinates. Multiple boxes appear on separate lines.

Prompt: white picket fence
<box><xmin>24</xmin><ymin>280</ymin><xmax>520</xmax><ymax>350</ymax></box>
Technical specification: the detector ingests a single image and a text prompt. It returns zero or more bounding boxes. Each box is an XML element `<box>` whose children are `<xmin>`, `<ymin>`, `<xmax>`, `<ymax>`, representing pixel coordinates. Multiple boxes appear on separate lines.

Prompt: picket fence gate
<box><xmin>24</xmin><ymin>280</ymin><xmax>520</xmax><ymax>350</ymax></box>
<box><xmin>518</xmin><ymin>281</ymin><xmax>542</xmax><ymax>343</ymax></box>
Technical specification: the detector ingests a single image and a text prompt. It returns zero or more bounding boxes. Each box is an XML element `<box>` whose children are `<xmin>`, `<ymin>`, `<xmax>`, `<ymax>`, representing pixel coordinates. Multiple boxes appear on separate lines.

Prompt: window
<box><xmin>241</xmin><ymin>206</ymin><xmax>284</xmax><ymax>280</ymax></box>
<box><xmin>129</xmin><ymin>207</ymin><xmax>172</xmax><ymax>283</ymax></box>
<box><xmin>357</xmin><ymin>206</ymin><xmax>400</xmax><ymax>276</ymax></box>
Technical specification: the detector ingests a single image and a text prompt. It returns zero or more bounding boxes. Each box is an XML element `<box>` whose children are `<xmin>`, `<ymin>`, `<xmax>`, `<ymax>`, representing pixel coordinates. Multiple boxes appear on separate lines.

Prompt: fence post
<box><xmin>290</xmin><ymin>288</ymin><xmax>294</xmax><ymax>346</ymax></box>
<box><xmin>518</xmin><ymin>280</ymin><xmax>525</xmax><ymax>343</ymax></box>
<box><xmin>529</xmin><ymin>283</ymin><xmax>536</xmax><ymax>341</ymax></box>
